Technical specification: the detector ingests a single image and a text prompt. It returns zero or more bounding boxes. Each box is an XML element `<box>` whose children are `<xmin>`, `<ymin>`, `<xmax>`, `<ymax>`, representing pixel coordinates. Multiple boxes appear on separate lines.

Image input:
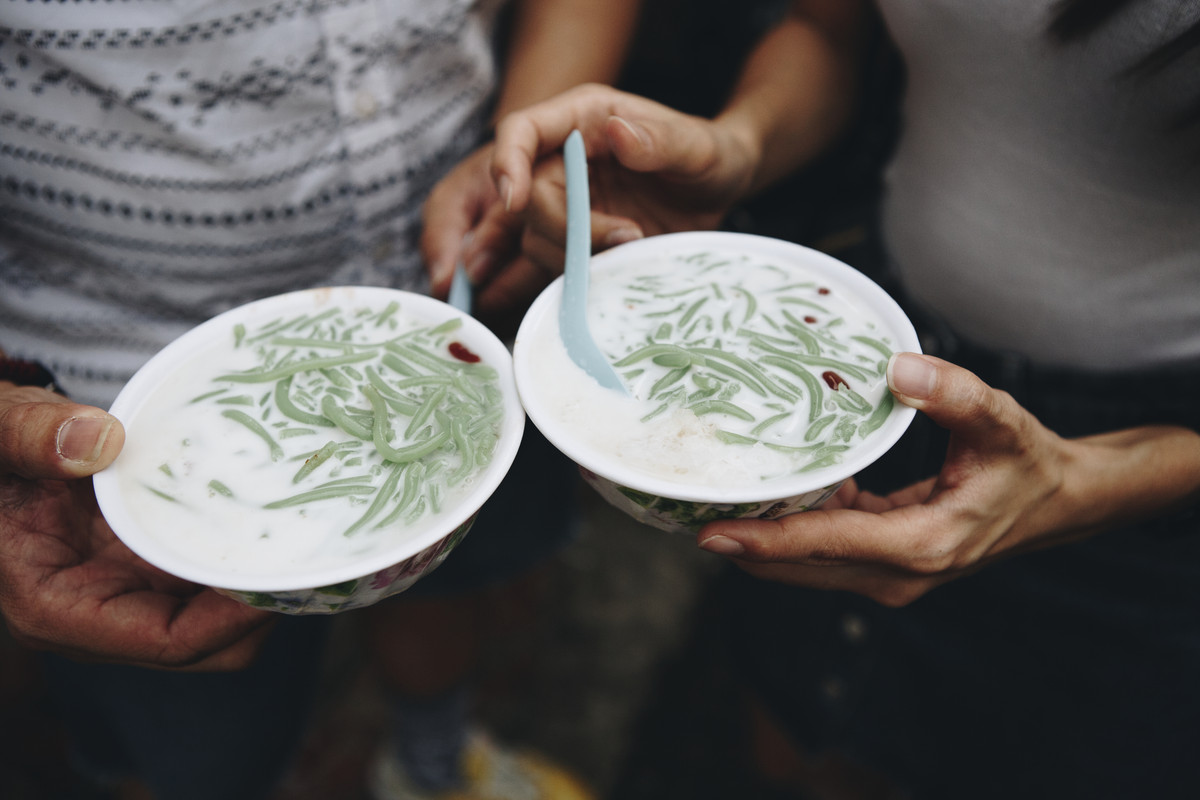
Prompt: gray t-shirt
<box><xmin>1</xmin><ymin>0</ymin><xmax>505</xmax><ymax>406</ymax></box>
<box><xmin>877</xmin><ymin>0</ymin><xmax>1199</xmax><ymax>370</ymax></box>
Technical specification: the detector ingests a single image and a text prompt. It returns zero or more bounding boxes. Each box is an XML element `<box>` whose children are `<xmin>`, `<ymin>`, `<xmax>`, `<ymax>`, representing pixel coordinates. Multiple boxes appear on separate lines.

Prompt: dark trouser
<box><xmin>42</xmin><ymin>615</ymin><xmax>331</xmax><ymax>800</ymax></box>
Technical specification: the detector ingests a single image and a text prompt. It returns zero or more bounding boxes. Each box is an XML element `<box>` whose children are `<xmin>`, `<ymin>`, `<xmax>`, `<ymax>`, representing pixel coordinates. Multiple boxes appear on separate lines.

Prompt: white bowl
<box><xmin>94</xmin><ymin>286</ymin><xmax>525</xmax><ymax>613</ymax></box>
<box><xmin>513</xmin><ymin>232</ymin><xmax>919</xmax><ymax>534</ymax></box>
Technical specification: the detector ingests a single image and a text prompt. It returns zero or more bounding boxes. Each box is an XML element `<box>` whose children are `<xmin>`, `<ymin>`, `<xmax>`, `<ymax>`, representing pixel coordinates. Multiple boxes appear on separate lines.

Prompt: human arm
<box><xmin>420</xmin><ymin>0</ymin><xmax>643</xmax><ymax>316</ymax></box>
<box><xmin>0</xmin><ymin>370</ymin><xmax>274</xmax><ymax>670</ymax></box>
<box><xmin>697</xmin><ymin>353</ymin><xmax>1200</xmax><ymax>606</ymax></box>
<box><xmin>478</xmin><ymin>0</ymin><xmax>873</xmax><ymax>295</ymax></box>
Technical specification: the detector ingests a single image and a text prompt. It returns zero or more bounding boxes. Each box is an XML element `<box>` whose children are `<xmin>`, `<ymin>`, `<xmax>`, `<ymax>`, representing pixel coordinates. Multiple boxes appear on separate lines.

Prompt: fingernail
<box><xmin>610</xmin><ymin>115</ymin><xmax>646</xmax><ymax>147</ymax></box>
<box><xmin>604</xmin><ymin>227</ymin><xmax>644</xmax><ymax>247</ymax></box>
<box><xmin>57</xmin><ymin>415</ymin><xmax>115</xmax><ymax>463</ymax></box>
<box><xmin>698</xmin><ymin>535</ymin><xmax>745</xmax><ymax>557</ymax></box>
<box><xmin>887</xmin><ymin>352</ymin><xmax>937</xmax><ymax>400</ymax></box>
<box><xmin>498</xmin><ymin>175</ymin><xmax>513</xmax><ymax>212</ymax></box>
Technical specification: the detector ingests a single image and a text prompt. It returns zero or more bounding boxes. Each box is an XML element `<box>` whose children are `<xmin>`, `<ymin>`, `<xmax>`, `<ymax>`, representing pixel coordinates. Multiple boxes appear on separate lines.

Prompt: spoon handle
<box><xmin>562</xmin><ymin>131</ymin><xmax>592</xmax><ymax>327</ymax></box>
<box><xmin>448</xmin><ymin>261</ymin><xmax>472</xmax><ymax>315</ymax></box>
<box><xmin>561</xmin><ymin>130</ymin><xmax>627</xmax><ymax>393</ymax></box>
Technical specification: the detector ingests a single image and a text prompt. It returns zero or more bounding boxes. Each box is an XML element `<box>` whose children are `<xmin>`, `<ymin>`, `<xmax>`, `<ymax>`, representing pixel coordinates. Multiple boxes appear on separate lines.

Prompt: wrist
<box><xmin>1059</xmin><ymin>426</ymin><xmax>1200</xmax><ymax>536</ymax></box>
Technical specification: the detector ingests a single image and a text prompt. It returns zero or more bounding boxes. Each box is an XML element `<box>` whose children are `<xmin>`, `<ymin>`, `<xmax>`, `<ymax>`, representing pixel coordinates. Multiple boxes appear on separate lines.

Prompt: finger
<box><xmin>46</xmin><ymin>613</ymin><xmax>275</xmax><ymax>672</ymax></box>
<box><xmin>422</xmin><ymin>192</ymin><xmax>489</xmax><ymax>296</ymax></box>
<box><xmin>472</xmin><ymin>252</ymin><xmax>559</xmax><ymax>322</ymax></box>
<box><xmin>832</xmin><ymin>477</ymin><xmax>939</xmax><ymax>514</ymax></box>
<box><xmin>525</xmin><ymin>194</ymin><xmax>644</xmax><ymax>257</ymax></box>
<box><xmin>0</xmin><ymin>386</ymin><xmax>125</xmax><ymax>479</ymax></box>
<box><xmin>492</xmin><ymin>84</ymin><xmax>639</xmax><ymax>213</ymax></box>
<box><xmin>591</xmin><ymin>209</ymin><xmax>645</xmax><ymax>251</ymax></box>
<box><xmin>461</xmin><ymin>204</ymin><xmax>524</xmax><ymax>286</ymax></box>
<box><xmin>154</xmin><ymin>591</ymin><xmax>277</xmax><ymax>671</ymax></box>
<box><xmin>523</xmin><ymin>159</ymin><xmax>568</xmax><ymax>252</ymax></box>
<box><xmin>4</xmin><ymin>516</ymin><xmax>276</xmax><ymax>670</ymax></box>
<box><xmin>886</xmin><ymin>353</ymin><xmax>1021</xmax><ymax>445</ymax></box>
<box><xmin>881</xmin><ymin>476</ymin><xmax>940</xmax><ymax>508</ymax></box>
<box><xmin>842</xmin><ymin>487</ymin><xmax>892</xmax><ymax>514</ymax></box>
<box><xmin>518</xmin><ymin>224</ymin><xmax>570</xmax><ymax>283</ymax></box>
<box><xmin>804</xmin><ymin>477</ymin><xmax>860</xmax><ymax>511</ymax></box>
<box><xmin>518</xmin><ymin>161</ymin><xmax>643</xmax><ymax>257</ymax></box>
<box><xmin>492</xmin><ymin>114</ymin><xmax>562</xmax><ymax>216</ymax></box>
<box><xmin>420</xmin><ymin>146</ymin><xmax>499</xmax><ymax>292</ymax></box>
<box><xmin>163</xmin><ymin>618</ymin><xmax>276</xmax><ymax>672</ymax></box>
<box><xmin>421</xmin><ymin>213</ymin><xmax>475</xmax><ymax>297</ymax></box>
<box><xmin>26</xmin><ymin>586</ymin><xmax>276</xmax><ymax>671</ymax></box>
<box><xmin>698</xmin><ymin>503</ymin><xmax>958</xmax><ymax>575</ymax></box>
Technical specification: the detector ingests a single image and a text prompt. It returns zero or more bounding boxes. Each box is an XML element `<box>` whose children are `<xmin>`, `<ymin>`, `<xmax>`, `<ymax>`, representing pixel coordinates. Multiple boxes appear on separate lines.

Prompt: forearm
<box><xmin>715</xmin><ymin>0</ymin><xmax>873</xmax><ymax>199</ymax></box>
<box><xmin>492</xmin><ymin>0</ymin><xmax>642</xmax><ymax>120</ymax></box>
<box><xmin>1060</xmin><ymin>425</ymin><xmax>1200</xmax><ymax>536</ymax></box>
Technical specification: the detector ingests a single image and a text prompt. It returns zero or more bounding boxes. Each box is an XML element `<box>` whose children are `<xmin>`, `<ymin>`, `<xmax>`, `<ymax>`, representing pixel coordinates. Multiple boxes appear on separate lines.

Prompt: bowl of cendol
<box><xmin>93</xmin><ymin>286</ymin><xmax>524</xmax><ymax>613</ymax></box>
<box><xmin>512</xmin><ymin>231</ymin><xmax>919</xmax><ymax>534</ymax></box>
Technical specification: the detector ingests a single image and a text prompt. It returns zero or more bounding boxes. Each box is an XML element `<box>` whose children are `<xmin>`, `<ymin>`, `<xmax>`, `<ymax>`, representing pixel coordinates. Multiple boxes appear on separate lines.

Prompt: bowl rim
<box><xmin>93</xmin><ymin>286</ymin><xmax>525</xmax><ymax>593</ymax></box>
<box><xmin>512</xmin><ymin>231</ymin><xmax>920</xmax><ymax>505</ymax></box>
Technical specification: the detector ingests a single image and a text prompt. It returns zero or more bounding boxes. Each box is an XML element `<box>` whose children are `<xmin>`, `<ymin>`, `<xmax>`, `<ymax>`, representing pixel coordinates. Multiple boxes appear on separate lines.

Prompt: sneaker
<box><xmin>368</xmin><ymin>729</ymin><xmax>596</xmax><ymax>800</ymax></box>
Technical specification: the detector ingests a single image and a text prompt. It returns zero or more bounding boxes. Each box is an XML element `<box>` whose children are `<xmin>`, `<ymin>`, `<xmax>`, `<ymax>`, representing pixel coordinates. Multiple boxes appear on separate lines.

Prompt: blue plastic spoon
<box><xmin>448</xmin><ymin>261</ymin><xmax>472</xmax><ymax>315</ymax></box>
<box><xmin>560</xmin><ymin>130</ymin><xmax>627</xmax><ymax>394</ymax></box>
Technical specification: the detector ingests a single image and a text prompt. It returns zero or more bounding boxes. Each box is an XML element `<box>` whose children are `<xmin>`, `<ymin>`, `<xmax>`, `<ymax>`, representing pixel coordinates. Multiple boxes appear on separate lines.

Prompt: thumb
<box><xmin>886</xmin><ymin>352</ymin><xmax>1012</xmax><ymax>441</ymax></box>
<box><xmin>0</xmin><ymin>387</ymin><xmax>125</xmax><ymax>479</ymax></box>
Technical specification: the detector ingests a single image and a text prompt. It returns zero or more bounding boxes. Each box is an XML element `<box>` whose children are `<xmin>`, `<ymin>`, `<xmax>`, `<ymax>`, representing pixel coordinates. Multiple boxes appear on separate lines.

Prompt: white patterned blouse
<box><xmin>1</xmin><ymin>0</ymin><xmax>505</xmax><ymax>406</ymax></box>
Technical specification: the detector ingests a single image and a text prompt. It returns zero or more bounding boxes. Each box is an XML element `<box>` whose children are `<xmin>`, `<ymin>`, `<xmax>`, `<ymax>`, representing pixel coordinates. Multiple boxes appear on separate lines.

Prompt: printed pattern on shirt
<box><xmin>0</xmin><ymin>0</ymin><xmax>504</xmax><ymax>406</ymax></box>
